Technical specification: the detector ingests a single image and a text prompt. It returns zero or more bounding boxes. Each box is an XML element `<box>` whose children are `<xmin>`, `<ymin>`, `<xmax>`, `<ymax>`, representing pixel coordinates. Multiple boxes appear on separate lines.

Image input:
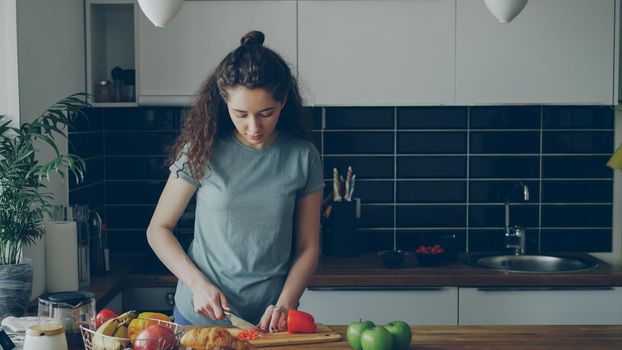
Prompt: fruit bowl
<box><xmin>415</xmin><ymin>244</ymin><xmax>444</xmax><ymax>267</ymax></box>
<box><xmin>80</xmin><ymin>318</ymin><xmax>184</xmax><ymax>350</ymax></box>
<box><xmin>379</xmin><ymin>250</ymin><xmax>408</xmax><ymax>269</ymax></box>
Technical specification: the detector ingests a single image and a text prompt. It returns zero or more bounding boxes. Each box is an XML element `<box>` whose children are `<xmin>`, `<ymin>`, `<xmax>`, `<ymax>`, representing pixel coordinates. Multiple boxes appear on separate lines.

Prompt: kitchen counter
<box><xmin>262</xmin><ymin>325</ymin><xmax>622</xmax><ymax>349</ymax></box>
<box><xmin>309</xmin><ymin>253</ymin><xmax>622</xmax><ymax>288</ymax></box>
<box><xmin>87</xmin><ymin>253</ymin><xmax>622</xmax><ymax>307</ymax></box>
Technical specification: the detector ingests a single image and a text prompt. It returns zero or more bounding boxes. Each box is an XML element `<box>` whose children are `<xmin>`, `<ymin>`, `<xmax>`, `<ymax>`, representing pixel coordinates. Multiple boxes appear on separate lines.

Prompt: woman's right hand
<box><xmin>190</xmin><ymin>279</ymin><xmax>230</xmax><ymax>320</ymax></box>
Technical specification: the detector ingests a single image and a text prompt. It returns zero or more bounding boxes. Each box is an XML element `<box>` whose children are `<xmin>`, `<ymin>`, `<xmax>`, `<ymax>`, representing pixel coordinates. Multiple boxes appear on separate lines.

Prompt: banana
<box><xmin>91</xmin><ymin>311</ymin><xmax>136</xmax><ymax>350</ymax></box>
<box><xmin>114</xmin><ymin>310</ymin><xmax>138</xmax><ymax>324</ymax></box>
<box><xmin>97</xmin><ymin>318</ymin><xmax>121</xmax><ymax>336</ymax></box>
<box><xmin>113</xmin><ymin>323</ymin><xmax>130</xmax><ymax>348</ymax></box>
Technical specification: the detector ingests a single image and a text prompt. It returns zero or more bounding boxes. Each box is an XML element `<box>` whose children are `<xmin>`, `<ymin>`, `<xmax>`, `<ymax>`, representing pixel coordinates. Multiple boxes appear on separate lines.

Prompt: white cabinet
<box><xmin>298</xmin><ymin>0</ymin><xmax>455</xmax><ymax>106</ymax></box>
<box><xmin>456</xmin><ymin>0</ymin><xmax>616</xmax><ymax>105</ymax></box>
<box><xmin>137</xmin><ymin>1</ymin><xmax>297</xmax><ymax>105</ymax></box>
<box><xmin>299</xmin><ymin>288</ymin><xmax>458</xmax><ymax>325</ymax></box>
<box><xmin>459</xmin><ymin>287</ymin><xmax>622</xmax><ymax>325</ymax></box>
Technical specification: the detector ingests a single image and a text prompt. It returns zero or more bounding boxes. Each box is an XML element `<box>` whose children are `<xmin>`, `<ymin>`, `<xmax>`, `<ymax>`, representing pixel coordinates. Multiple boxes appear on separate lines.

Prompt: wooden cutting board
<box><xmin>227</xmin><ymin>323</ymin><xmax>342</xmax><ymax>347</ymax></box>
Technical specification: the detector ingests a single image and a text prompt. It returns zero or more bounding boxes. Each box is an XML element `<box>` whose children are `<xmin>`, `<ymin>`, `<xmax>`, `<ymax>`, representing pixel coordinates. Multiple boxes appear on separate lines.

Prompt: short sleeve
<box><xmin>169</xmin><ymin>151</ymin><xmax>201</xmax><ymax>188</ymax></box>
<box><xmin>297</xmin><ymin>144</ymin><xmax>325</xmax><ymax>199</ymax></box>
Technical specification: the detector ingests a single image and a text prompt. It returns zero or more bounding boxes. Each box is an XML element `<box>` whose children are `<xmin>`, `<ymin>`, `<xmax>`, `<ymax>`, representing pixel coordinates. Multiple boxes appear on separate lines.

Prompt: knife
<box><xmin>224</xmin><ymin>310</ymin><xmax>256</xmax><ymax>330</ymax></box>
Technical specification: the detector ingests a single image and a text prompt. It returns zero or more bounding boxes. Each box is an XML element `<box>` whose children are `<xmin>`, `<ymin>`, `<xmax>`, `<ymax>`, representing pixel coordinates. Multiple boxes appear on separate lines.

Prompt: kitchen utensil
<box><xmin>89</xmin><ymin>211</ymin><xmax>105</xmax><ymax>277</ymax></box>
<box><xmin>332</xmin><ymin>168</ymin><xmax>342</xmax><ymax>202</ymax></box>
<box><xmin>71</xmin><ymin>205</ymin><xmax>91</xmax><ymax>286</ymax></box>
<box><xmin>23</xmin><ymin>323</ymin><xmax>67</xmax><ymax>350</ymax></box>
<box><xmin>223</xmin><ymin>311</ymin><xmax>256</xmax><ymax>330</ymax></box>
<box><xmin>38</xmin><ymin>292</ymin><xmax>95</xmax><ymax>336</ymax></box>
<box><xmin>227</xmin><ymin>323</ymin><xmax>341</xmax><ymax>348</ymax></box>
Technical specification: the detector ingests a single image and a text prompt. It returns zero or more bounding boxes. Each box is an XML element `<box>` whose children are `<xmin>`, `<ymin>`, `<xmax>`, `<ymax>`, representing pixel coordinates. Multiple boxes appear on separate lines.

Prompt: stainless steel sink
<box><xmin>468</xmin><ymin>255</ymin><xmax>599</xmax><ymax>273</ymax></box>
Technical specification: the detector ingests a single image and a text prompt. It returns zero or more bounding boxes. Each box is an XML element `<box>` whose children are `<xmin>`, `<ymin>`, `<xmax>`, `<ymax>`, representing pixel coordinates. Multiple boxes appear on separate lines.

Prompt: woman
<box><xmin>146</xmin><ymin>31</ymin><xmax>323</xmax><ymax>332</ymax></box>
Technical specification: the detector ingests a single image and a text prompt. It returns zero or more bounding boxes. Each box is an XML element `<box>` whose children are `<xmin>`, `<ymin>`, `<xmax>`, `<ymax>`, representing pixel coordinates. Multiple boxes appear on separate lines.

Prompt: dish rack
<box><xmin>80</xmin><ymin>318</ymin><xmax>185</xmax><ymax>350</ymax></box>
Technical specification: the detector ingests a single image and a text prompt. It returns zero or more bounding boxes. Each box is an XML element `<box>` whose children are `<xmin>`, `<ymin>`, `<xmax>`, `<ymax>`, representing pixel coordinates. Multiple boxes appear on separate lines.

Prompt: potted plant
<box><xmin>0</xmin><ymin>93</ymin><xmax>88</xmax><ymax>319</ymax></box>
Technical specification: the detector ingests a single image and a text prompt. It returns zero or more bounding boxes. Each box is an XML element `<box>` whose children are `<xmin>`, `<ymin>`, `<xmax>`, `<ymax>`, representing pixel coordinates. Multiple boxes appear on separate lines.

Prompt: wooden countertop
<box><xmin>262</xmin><ymin>325</ymin><xmax>622</xmax><ymax>349</ymax></box>
<box><xmin>87</xmin><ymin>253</ymin><xmax>622</xmax><ymax>307</ymax></box>
<box><xmin>309</xmin><ymin>253</ymin><xmax>622</xmax><ymax>288</ymax></box>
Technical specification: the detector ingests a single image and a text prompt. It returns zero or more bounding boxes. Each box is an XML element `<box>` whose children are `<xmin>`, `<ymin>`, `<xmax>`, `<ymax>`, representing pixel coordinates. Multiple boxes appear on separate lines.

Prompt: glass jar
<box><xmin>93</xmin><ymin>81</ymin><xmax>110</xmax><ymax>102</ymax></box>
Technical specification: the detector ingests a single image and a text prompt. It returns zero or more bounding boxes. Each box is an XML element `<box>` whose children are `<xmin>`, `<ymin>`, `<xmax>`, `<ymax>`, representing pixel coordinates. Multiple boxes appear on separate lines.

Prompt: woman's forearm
<box><xmin>146</xmin><ymin>226</ymin><xmax>209</xmax><ymax>290</ymax></box>
<box><xmin>276</xmin><ymin>244</ymin><xmax>319</xmax><ymax>309</ymax></box>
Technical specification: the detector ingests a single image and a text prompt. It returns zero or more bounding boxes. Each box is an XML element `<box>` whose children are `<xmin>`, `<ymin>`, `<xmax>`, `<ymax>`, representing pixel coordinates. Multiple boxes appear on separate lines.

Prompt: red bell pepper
<box><xmin>287</xmin><ymin>309</ymin><xmax>317</xmax><ymax>333</ymax></box>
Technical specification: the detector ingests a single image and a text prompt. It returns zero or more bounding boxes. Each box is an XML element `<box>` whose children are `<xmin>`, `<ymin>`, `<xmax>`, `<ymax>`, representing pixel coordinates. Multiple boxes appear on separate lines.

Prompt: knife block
<box><xmin>323</xmin><ymin>201</ymin><xmax>357</xmax><ymax>257</ymax></box>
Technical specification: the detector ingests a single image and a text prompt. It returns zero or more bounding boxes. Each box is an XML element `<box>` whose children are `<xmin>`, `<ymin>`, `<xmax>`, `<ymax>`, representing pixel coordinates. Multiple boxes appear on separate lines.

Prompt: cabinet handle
<box><xmin>308</xmin><ymin>287</ymin><xmax>447</xmax><ymax>291</ymax></box>
<box><xmin>165</xmin><ymin>292</ymin><xmax>176</xmax><ymax>306</ymax></box>
<box><xmin>476</xmin><ymin>287</ymin><xmax>614</xmax><ymax>292</ymax></box>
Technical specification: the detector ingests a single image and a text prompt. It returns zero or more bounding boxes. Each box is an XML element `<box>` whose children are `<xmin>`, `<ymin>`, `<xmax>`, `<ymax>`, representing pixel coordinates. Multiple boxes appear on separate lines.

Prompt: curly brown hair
<box><xmin>167</xmin><ymin>30</ymin><xmax>304</xmax><ymax>180</ymax></box>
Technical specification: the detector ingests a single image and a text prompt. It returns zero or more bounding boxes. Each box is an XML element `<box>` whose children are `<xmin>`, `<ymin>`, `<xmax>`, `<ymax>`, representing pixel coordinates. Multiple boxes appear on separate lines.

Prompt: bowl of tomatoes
<box><xmin>415</xmin><ymin>244</ymin><xmax>444</xmax><ymax>267</ymax></box>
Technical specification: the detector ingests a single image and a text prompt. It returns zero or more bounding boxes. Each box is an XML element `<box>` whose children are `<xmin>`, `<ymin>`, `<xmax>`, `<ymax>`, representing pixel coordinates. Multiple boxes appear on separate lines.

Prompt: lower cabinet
<box><xmin>459</xmin><ymin>287</ymin><xmax>622</xmax><ymax>325</ymax></box>
<box><xmin>123</xmin><ymin>287</ymin><xmax>176</xmax><ymax>314</ymax></box>
<box><xmin>299</xmin><ymin>288</ymin><xmax>459</xmax><ymax>325</ymax></box>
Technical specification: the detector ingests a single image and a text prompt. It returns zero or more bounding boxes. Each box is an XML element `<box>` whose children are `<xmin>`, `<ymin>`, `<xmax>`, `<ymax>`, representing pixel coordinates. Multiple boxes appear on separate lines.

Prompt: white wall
<box><xmin>15</xmin><ymin>0</ymin><xmax>85</xmax><ymax>299</ymax></box>
<box><xmin>0</xmin><ymin>0</ymin><xmax>19</xmax><ymax>124</ymax></box>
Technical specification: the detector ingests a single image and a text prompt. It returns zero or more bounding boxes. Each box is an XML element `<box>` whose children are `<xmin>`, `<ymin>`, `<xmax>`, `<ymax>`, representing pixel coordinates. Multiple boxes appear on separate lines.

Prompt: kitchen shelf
<box><xmin>86</xmin><ymin>0</ymin><xmax>137</xmax><ymax>106</ymax></box>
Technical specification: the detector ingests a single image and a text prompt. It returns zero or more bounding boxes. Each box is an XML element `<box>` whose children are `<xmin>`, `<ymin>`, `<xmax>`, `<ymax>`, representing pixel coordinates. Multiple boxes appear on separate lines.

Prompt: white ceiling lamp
<box><xmin>484</xmin><ymin>0</ymin><xmax>529</xmax><ymax>23</ymax></box>
<box><xmin>137</xmin><ymin>0</ymin><xmax>184</xmax><ymax>27</ymax></box>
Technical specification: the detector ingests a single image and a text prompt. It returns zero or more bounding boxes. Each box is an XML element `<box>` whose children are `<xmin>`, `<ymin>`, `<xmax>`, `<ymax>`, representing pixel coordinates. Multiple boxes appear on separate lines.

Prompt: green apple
<box><xmin>346</xmin><ymin>320</ymin><xmax>375</xmax><ymax>350</ymax></box>
<box><xmin>384</xmin><ymin>320</ymin><xmax>412</xmax><ymax>350</ymax></box>
<box><xmin>360</xmin><ymin>326</ymin><xmax>393</xmax><ymax>350</ymax></box>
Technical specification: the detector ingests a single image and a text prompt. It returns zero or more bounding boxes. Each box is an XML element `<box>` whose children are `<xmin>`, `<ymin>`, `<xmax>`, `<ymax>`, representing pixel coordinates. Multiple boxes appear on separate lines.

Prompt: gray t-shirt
<box><xmin>169</xmin><ymin>132</ymin><xmax>324</xmax><ymax>325</ymax></box>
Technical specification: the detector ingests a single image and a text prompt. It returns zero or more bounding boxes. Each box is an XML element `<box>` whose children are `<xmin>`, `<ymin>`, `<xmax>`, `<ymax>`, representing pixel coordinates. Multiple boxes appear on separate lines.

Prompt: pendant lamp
<box><xmin>137</xmin><ymin>0</ymin><xmax>184</xmax><ymax>27</ymax></box>
<box><xmin>484</xmin><ymin>0</ymin><xmax>529</xmax><ymax>23</ymax></box>
<box><xmin>608</xmin><ymin>144</ymin><xmax>622</xmax><ymax>171</ymax></box>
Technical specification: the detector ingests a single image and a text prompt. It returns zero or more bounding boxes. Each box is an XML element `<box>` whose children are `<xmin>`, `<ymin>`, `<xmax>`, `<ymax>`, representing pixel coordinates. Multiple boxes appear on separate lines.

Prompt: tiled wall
<box><xmin>69</xmin><ymin>105</ymin><xmax>614</xmax><ymax>255</ymax></box>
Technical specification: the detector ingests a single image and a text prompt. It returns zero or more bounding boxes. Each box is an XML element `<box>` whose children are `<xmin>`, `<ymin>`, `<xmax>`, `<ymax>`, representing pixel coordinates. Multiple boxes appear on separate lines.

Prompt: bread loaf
<box><xmin>180</xmin><ymin>327</ymin><xmax>256</xmax><ymax>350</ymax></box>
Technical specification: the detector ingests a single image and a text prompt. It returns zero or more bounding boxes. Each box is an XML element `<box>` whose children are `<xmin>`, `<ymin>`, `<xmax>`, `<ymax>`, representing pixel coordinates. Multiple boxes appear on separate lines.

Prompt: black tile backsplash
<box><xmin>396</xmin><ymin>181</ymin><xmax>466</xmax><ymax>203</ymax></box>
<box><xmin>542</xmin><ymin>106</ymin><xmax>614</xmax><ymax>129</ymax></box>
<box><xmin>396</xmin><ymin>205</ymin><xmax>467</xmax><ymax>228</ymax></box>
<box><xmin>69</xmin><ymin>105</ymin><xmax>614</xmax><ymax>255</ymax></box>
<box><xmin>541</xmin><ymin>180</ymin><xmax>613</xmax><ymax>203</ymax></box>
<box><xmin>325</xmin><ymin>107</ymin><xmax>394</xmax><ymax>129</ymax></box>
<box><xmin>324</xmin><ymin>132</ymin><xmax>393</xmax><ymax>154</ymax></box>
<box><xmin>468</xmin><ymin>204</ymin><xmax>539</xmax><ymax>228</ymax></box>
<box><xmin>397</xmin><ymin>107</ymin><xmax>467</xmax><ymax>129</ymax></box>
<box><xmin>397</xmin><ymin>131</ymin><xmax>467</xmax><ymax>154</ymax></box>
<box><xmin>469</xmin><ymin>131</ymin><xmax>540</xmax><ymax>154</ymax></box>
<box><xmin>469</xmin><ymin>180</ymin><xmax>540</xmax><ymax>203</ymax></box>
<box><xmin>105</xmin><ymin>132</ymin><xmax>176</xmax><ymax>156</ymax></box>
<box><xmin>323</xmin><ymin>156</ymin><xmax>393</xmax><ymax>179</ymax></box>
<box><xmin>542</xmin><ymin>131</ymin><xmax>613</xmax><ymax>154</ymax></box>
<box><xmin>398</xmin><ymin>156</ymin><xmax>467</xmax><ymax>178</ymax></box>
<box><xmin>470</xmin><ymin>156</ymin><xmax>540</xmax><ymax>179</ymax></box>
<box><xmin>470</xmin><ymin>106</ymin><xmax>541</xmax><ymax>129</ymax></box>
<box><xmin>542</xmin><ymin>155</ymin><xmax>613</xmax><ymax>178</ymax></box>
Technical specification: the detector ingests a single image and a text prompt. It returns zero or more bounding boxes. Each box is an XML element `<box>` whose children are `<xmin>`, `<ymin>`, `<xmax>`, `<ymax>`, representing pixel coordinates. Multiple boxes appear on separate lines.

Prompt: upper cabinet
<box><xmin>86</xmin><ymin>0</ymin><xmax>137</xmax><ymax>107</ymax></box>
<box><xmin>137</xmin><ymin>1</ymin><xmax>297</xmax><ymax>105</ymax></box>
<box><xmin>124</xmin><ymin>0</ymin><xmax>618</xmax><ymax>106</ymax></box>
<box><xmin>297</xmin><ymin>0</ymin><xmax>456</xmax><ymax>106</ymax></box>
<box><xmin>456</xmin><ymin>0</ymin><xmax>616</xmax><ymax>105</ymax></box>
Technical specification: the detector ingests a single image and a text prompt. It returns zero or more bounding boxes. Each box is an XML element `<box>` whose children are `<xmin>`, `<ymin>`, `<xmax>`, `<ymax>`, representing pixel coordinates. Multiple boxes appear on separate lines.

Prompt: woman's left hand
<box><xmin>258</xmin><ymin>305</ymin><xmax>288</xmax><ymax>333</ymax></box>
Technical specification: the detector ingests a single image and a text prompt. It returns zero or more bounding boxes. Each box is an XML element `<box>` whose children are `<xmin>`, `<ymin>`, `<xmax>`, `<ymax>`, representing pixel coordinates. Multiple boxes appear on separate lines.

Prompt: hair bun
<box><xmin>240</xmin><ymin>30</ymin><xmax>265</xmax><ymax>47</ymax></box>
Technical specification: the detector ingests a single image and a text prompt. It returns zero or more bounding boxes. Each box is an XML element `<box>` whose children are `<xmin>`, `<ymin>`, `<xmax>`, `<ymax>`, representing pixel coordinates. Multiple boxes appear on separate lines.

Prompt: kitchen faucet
<box><xmin>504</xmin><ymin>182</ymin><xmax>529</xmax><ymax>255</ymax></box>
